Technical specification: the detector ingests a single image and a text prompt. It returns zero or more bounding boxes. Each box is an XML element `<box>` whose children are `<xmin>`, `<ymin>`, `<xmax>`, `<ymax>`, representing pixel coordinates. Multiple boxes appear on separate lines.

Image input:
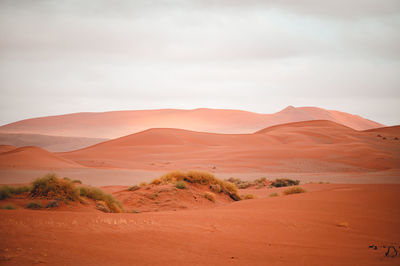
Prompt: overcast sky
<box><xmin>0</xmin><ymin>0</ymin><xmax>399</xmax><ymax>126</ymax></box>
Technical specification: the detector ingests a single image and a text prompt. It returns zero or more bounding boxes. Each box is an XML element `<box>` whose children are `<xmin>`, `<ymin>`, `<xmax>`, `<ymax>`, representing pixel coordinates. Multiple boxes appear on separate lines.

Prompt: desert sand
<box><xmin>0</xmin><ymin>106</ymin><xmax>384</xmax><ymax>138</ymax></box>
<box><xmin>1</xmin><ymin>183</ymin><xmax>399</xmax><ymax>265</ymax></box>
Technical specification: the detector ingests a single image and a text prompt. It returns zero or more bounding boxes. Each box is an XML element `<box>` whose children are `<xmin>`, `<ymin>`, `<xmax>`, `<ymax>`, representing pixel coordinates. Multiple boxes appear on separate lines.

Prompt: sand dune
<box><xmin>0</xmin><ymin>133</ymin><xmax>108</xmax><ymax>152</ymax></box>
<box><xmin>0</xmin><ymin>106</ymin><xmax>384</xmax><ymax>138</ymax></box>
<box><xmin>1</xmin><ymin>184</ymin><xmax>399</xmax><ymax>265</ymax></box>
<box><xmin>0</xmin><ymin>146</ymin><xmax>82</xmax><ymax>169</ymax></box>
<box><xmin>57</xmin><ymin>120</ymin><xmax>400</xmax><ymax>173</ymax></box>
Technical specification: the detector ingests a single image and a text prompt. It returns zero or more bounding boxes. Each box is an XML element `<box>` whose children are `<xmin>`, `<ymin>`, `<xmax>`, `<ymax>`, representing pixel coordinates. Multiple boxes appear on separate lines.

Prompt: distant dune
<box><xmin>0</xmin><ymin>133</ymin><xmax>108</xmax><ymax>152</ymax></box>
<box><xmin>0</xmin><ymin>146</ymin><xmax>82</xmax><ymax>169</ymax></box>
<box><xmin>55</xmin><ymin>120</ymin><xmax>399</xmax><ymax>173</ymax></box>
<box><xmin>0</xmin><ymin>106</ymin><xmax>384</xmax><ymax>139</ymax></box>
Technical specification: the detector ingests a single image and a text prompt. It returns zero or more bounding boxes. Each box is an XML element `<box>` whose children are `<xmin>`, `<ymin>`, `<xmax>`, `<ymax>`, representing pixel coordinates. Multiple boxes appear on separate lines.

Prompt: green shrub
<box><xmin>271</xmin><ymin>178</ymin><xmax>300</xmax><ymax>187</ymax></box>
<box><xmin>269</xmin><ymin>192</ymin><xmax>279</xmax><ymax>197</ymax></box>
<box><xmin>204</xmin><ymin>192</ymin><xmax>216</xmax><ymax>202</ymax></box>
<box><xmin>283</xmin><ymin>187</ymin><xmax>306</xmax><ymax>195</ymax></box>
<box><xmin>26</xmin><ymin>201</ymin><xmax>42</xmax><ymax>209</ymax></box>
<box><xmin>1</xmin><ymin>204</ymin><xmax>16</xmax><ymax>210</ymax></box>
<box><xmin>45</xmin><ymin>200</ymin><xmax>59</xmax><ymax>208</ymax></box>
<box><xmin>30</xmin><ymin>173</ymin><xmax>80</xmax><ymax>201</ymax></box>
<box><xmin>175</xmin><ymin>181</ymin><xmax>186</xmax><ymax>189</ymax></box>
<box><xmin>79</xmin><ymin>186</ymin><xmax>123</xmax><ymax>213</ymax></box>
<box><xmin>128</xmin><ymin>185</ymin><xmax>140</xmax><ymax>191</ymax></box>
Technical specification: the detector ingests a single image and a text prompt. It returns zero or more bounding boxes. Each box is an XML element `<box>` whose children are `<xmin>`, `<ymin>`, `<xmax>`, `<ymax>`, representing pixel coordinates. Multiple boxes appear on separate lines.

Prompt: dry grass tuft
<box><xmin>203</xmin><ymin>192</ymin><xmax>216</xmax><ymax>202</ymax></box>
<box><xmin>241</xmin><ymin>194</ymin><xmax>256</xmax><ymax>200</ymax></box>
<box><xmin>271</xmin><ymin>178</ymin><xmax>300</xmax><ymax>187</ymax></box>
<box><xmin>128</xmin><ymin>185</ymin><xmax>140</xmax><ymax>191</ymax></box>
<box><xmin>30</xmin><ymin>173</ymin><xmax>80</xmax><ymax>202</ymax></box>
<box><xmin>79</xmin><ymin>186</ymin><xmax>123</xmax><ymax>213</ymax></box>
<box><xmin>269</xmin><ymin>192</ymin><xmax>279</xmax><ymax>197</ymax></box>
<box><xmin>283</xmin><ymin>186</ymin><xmax>306</xmax><ymax>195</ymax></box>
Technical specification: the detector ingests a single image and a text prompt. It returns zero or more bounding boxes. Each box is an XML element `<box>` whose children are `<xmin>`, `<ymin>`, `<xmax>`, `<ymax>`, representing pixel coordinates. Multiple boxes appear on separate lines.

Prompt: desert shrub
<box><xmin>26</xmin><ymin>201</ymin><xmax>42</xmax><ymax>209</ymax></box>
<box><xmin>63</xmin><ymin>177</ymin><xmax>71</xmax><ymax>181</ymax></box>
<box><xmin>271</xmin><ymin>178</ymin><xmax>300</xmax><ymax>188</ymax></box>
<box><xmin>175</xmin><ymin>181</ymin><xmax>186</xmax><ymax>189</ymax></box>
<box><xmin>150</xmin><ymin>178</ymin><xmax>162</xmax><ymax>185</ymax></box>
<box><xmin>45</xmin><ymin>200</ymin><xmax>59</xmax><ymax>208</ymax></box>
<box><xmin>72</xmin><ymin>179</ymin><xmax>82</xmax><ymax>184</ymax></box>
<box><xmin>204</xmin><ymin>192</ymin><xmax>216</xmax><ymax>202</ymax></box>
<box><xmin>139</xmin><ymin>182</ymin><xmax>147</xmax><ymax>187</ymax></box>
<box><xmin>283</xmin><ymin>187</ymin><xmax>306</xmax><ymax>195</ymax></box>
<box><xmin>30</xmin><ymin>173</ymin><xmax>80</xmax><ymax>201</ymax></box>
<box><xmin>210</xmin><ymin>184</ymin><xmax>222</xmax><ymax>193</ymax></box>
<box><xmin>1</xmin><ymin>204</ymin><xmax>16</xmax><ymax>210</ymax></box>
<box><xmin>154</xmin><ymin>171</ymin><xmax>241</xmax><ymax>201</ymax></box>
<box><xmin>128</xmin><ymin>185</ymin><xmax>140</xmax><ymax>191</ymax></box>
<box><xmin>79</xmin><ymin>186</ymin><xmax>123</xmax><ymax>213</ymax></box>
<box><xmin>0</xmin><ymin>185</ymin><xmax>31</xmax><ymax>200</ymax></box>
<box><xmin>0</xmin><ymin>186</ymin><xmax>11</xmax><ymax>200</ymax></box>
<box><xmin>241</xmin><ymin>194</ymin><xmax>256</xmax><ymax>200</ymax></box>
<box><xmin>269</xmin><ymin>192</ymin><xmax>279</xmax><ymax>197</ymax></box>
<box><xmin>225</xmin><ymin>177</ymin><xmax>268</xmax><ymax>189</ymax></box>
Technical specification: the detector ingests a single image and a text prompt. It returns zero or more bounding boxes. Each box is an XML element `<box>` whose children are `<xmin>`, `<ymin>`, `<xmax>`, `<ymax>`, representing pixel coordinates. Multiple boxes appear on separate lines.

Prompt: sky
<box><xmin>0</xmin><ymin>0</ymin><xmax>399</xmax><ymax>126</ymax></box>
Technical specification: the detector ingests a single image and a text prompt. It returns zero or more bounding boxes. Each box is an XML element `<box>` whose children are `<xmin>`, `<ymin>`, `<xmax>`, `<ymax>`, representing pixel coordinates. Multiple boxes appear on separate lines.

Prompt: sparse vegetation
<box><xmin>79</xmin><ymin>186</ymin><xmax>123</xmax><ymax>213</ymax></box>
<box><xmin>283</xmin><ymin>186</ymin><xmax>306</xmax><ymax>195</ymax></box>
<box><xmin>30</xmin><ymin>173</ymin><xmax>80</xmax><ymax>201</ymax></box>
<box><xmin>152</xmin><ymin>171</ymin><xmax>241</xmax><ymax>201</ymax></box>
<box><xmin>225</xmin><ymin>177</ymin><xmax>269</xmax><ymax>189</ymax></box>
<box><xmin>271</xmin><ymin>178</ymin><xmax>300</xmax><ymax>188</ymax></box>
<box><xmin>26</xmin><ymin>201</ymin><xmax>42</xmax><ymax>209</ymax></box>
<box><xmin>128</xmin><ymin>185</ymin><xmax>140</xmax><ymax>191</ymax></box>
<box><xmin>175</xmin><ymin>181</ymin><xmax>186</xmax><ymax>189</ymax></box>
<box><xmin>0</xmin><ymin>185</ymin><xmax>31</xmax><ymax>200</ymax></box>
<box><xmin>241</xmin><ymin>194</ymin><xmax>256</xmax><ymax>200</ymax></box>
<box><xmin>72</xmin><ymin>179</ymin><xmax>82</xmax><ymax>184</ymax></box>
<box><xmin>45</xmin><ymin>200</ymin><xmax>59</xmax><ymax>208</ymax></box>
<box><xmin>204</xmin><ymin>192</ymin><xmax>216</xmax><ymax>202</ymax></box>
<box><xmin>1</xmin><ymin>204</ymin><xmax>16</xmax><ymax>210</ymax></box>
<box><xmin>139</xmin><ymin>182</ymin><xmax>147</xmax><ymax>187</ymax></box>
<box><xmin>269</xmin><ymin>192</ymin><xmax>279</xmax><ymax>197</ymax></box>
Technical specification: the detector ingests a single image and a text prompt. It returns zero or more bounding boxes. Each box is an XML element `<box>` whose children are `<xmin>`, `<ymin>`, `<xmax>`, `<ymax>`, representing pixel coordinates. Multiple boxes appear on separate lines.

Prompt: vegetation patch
<box><xmin>204</xmin><ymin>192</ymin><xmax>216</xmax><ymax>202</ymax></box>
<box><xmin>152</xmin><ymin>171</ymin><xmax>241</xmax><ymax>201</ymax></box>
<box><xmin>45</xmin><ymin>200</ymin><xmax>59</xmax><ymax>208</ymax></box>
<box><xmin>79</xmin><ymin>186</ymin><xmax>123</xmax><ymax>213</ymax></box>
<box><xmin>128</xmin><ymin>185</ymin><xmax>140</xmax><ymax>191</ymax></box>
<box><xmin>226</xmin><ymin>177</ymin><xmax>269</xmax><ymax>189</ymax></box>
<box><xmin>72</xmin><ymin>179</ymin><xmax>82</xmax><ymax>184</ymax></box>
<box><xmin>271</xmin><ymin>178</ymin><xmax>300</xmax><ymax>187</ymax></box>
<box><xmin>241</xmin><ymin>194</ymin><xmax>256</xmax><ymax>200</ymax></box>
<box><xmin>269</xmin><ymin>192</ymin><xmax>279</xmax><ymax>197</ymax></box>
<box><xmin>30</xmin><ymin>173</ymin><xmax>80</xmax><ymax>201</ymax></box>
<box><xmin>0</xmin><ymin>185</ymin><xmax>31</xmax><ymax>200</ymax></box>
<box><xmin>1</xmin><ymin>204</ymin><xmax>16</xmax><ymax>210</ymax></box>
<box><xmin>26</xmin><ymin>201</ymin><xmax>42</xmax><ymax>209</ymax></box>
<box><xmin>175</xmin><ymin>181</ymin><xmax>186</xmax><ymax>189</ymax></box>
<box><xmin>283</xmin><ymin>186</ymin><xmax>306</xmax><ymax>195</ymax></box>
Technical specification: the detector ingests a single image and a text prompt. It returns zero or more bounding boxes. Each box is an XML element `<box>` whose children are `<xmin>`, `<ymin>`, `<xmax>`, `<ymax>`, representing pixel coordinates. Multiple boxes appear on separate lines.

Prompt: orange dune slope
<box><xmin>0</xmin><ymin>146</ymin><xmax>82</xmax><ymax>170</ymax></box>
<box><xmin>0</xmin><ymin>106</ymin><xmax>384</xmax><ymax>138</ymax></box>
<box><xmin>58</xmin><ymin>120</ymin><xmax>400</xmax><ymax>173</ymax></box>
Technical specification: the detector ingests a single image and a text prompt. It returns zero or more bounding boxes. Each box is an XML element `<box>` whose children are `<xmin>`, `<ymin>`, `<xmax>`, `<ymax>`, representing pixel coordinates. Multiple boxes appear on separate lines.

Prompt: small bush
<box><xmin>241</xmin><ymin>194</ymin><xmax>256</xmax><ymax>200</ymax></box>
<box><xmin>0</xmin><ymin>186</ymin><xmax>11</xmax><ymax>200</ymax></box>
<box><xmin>175</xmin><ymin>181</ymin><xmax>186</xmax><ymax>189</ymax></box>
<box><xmin>128</xmin><ymin>185</ymin><xmax>140</xmax><ymax>191</ymax></box>
<box><xmin>204</xmin><ymin>192</ymin><xmax>216</xmax><ymax>202</ymax></box>
<box><xmin>0</xmin><ymin>185</ymin><xmax>31</xmax><ymax>200</ymax></box>
<box><xmin>139</xmin><ymin>182</ymin><xmax>147</xmax><ymax>187</ymax></box>
<box><xmin>1</xmin><ymin>204</ymin><xmax>16</xmax><ymax>210</ymax></box>
<box><xmin>151</xmin><ymin>178</ymin><xmax>162</xmax><ymax>185</ymax></box>
<box><xmin>26</xmin><ymin>201</ymin><xmax>42</xmax><ymax>209</ymax></box>
<box><xmin>79</xmin><ymin>186</ymin><xmax>123</xmax><ymax>213</ymax></box>
<box><xmin>45</xmin><ymin>200</ymin><xmax>59</xmax><ymax>208</ymax></box>
<box><xmin>30</xmin><ymin>173</ymin><xmax>80</xmax><ymax>201</ymax></box>
<box><xmin>283</xmin><ymin>187</ymin><xmax>306</xmax><ymax>195</ymax></box>
<box><xmin>271</xmin><ymin>178</ymin><xmax>300</xmax><ymax>187</ymax></box>
<box><xmin>269</xmin><ymin>192</ymin><xmax>279</xmax><ymax>197</ymax></box>
<box><xmin>72</xmin><ymin>179</ymin><xmax>82</xmax><ymax>184</ymax></box>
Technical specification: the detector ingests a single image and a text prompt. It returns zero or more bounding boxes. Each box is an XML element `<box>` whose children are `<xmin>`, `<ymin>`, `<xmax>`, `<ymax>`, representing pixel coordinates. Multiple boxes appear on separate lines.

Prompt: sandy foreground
<box><xmin>1</xmin><ymin>183</ymin><xmax>399</xmax><ymax>266</ymax></box>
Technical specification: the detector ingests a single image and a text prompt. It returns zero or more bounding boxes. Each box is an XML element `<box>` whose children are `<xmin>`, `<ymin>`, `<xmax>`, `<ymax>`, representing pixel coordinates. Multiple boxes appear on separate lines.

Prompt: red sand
<box><xmin>0</xmin><ymin>184</ymin><xmax>399</xmax><ymax>265</ymax></box>
<box><xmin>0</xmin><ymin>107</ymin><xmax>384</xmax><ymax>138</ymax></box>
<box><xmin>54</xmin><ymin>120</ymin><xmax>400</xmax><ymax>173</ymax></box>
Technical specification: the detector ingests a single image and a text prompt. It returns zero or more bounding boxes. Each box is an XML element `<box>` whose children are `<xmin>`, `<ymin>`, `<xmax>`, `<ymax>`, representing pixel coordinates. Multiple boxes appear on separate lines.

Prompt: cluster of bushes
<box><xmin>282</xmin><ymin>186</ymin><xmax>306</xmax><ymax>195</ymax></box>
<box><xmin>271</xmin><ymin>178</ymin><xmax>300</xmax><ymax>187</ymax></box>
<box><xmin>225</xmin><ymin>177</ymin><xmax>269</xmax><ymax>189</ymax></box>
<box><xmin>150</xmin><ymin>170</ymin><xmax>241</xmax><ymax>201</ymax></box>
<box><xmin>0</xmin><ymin>174</ymin><xmax>122</xmax><ymax>213</ymax></box>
